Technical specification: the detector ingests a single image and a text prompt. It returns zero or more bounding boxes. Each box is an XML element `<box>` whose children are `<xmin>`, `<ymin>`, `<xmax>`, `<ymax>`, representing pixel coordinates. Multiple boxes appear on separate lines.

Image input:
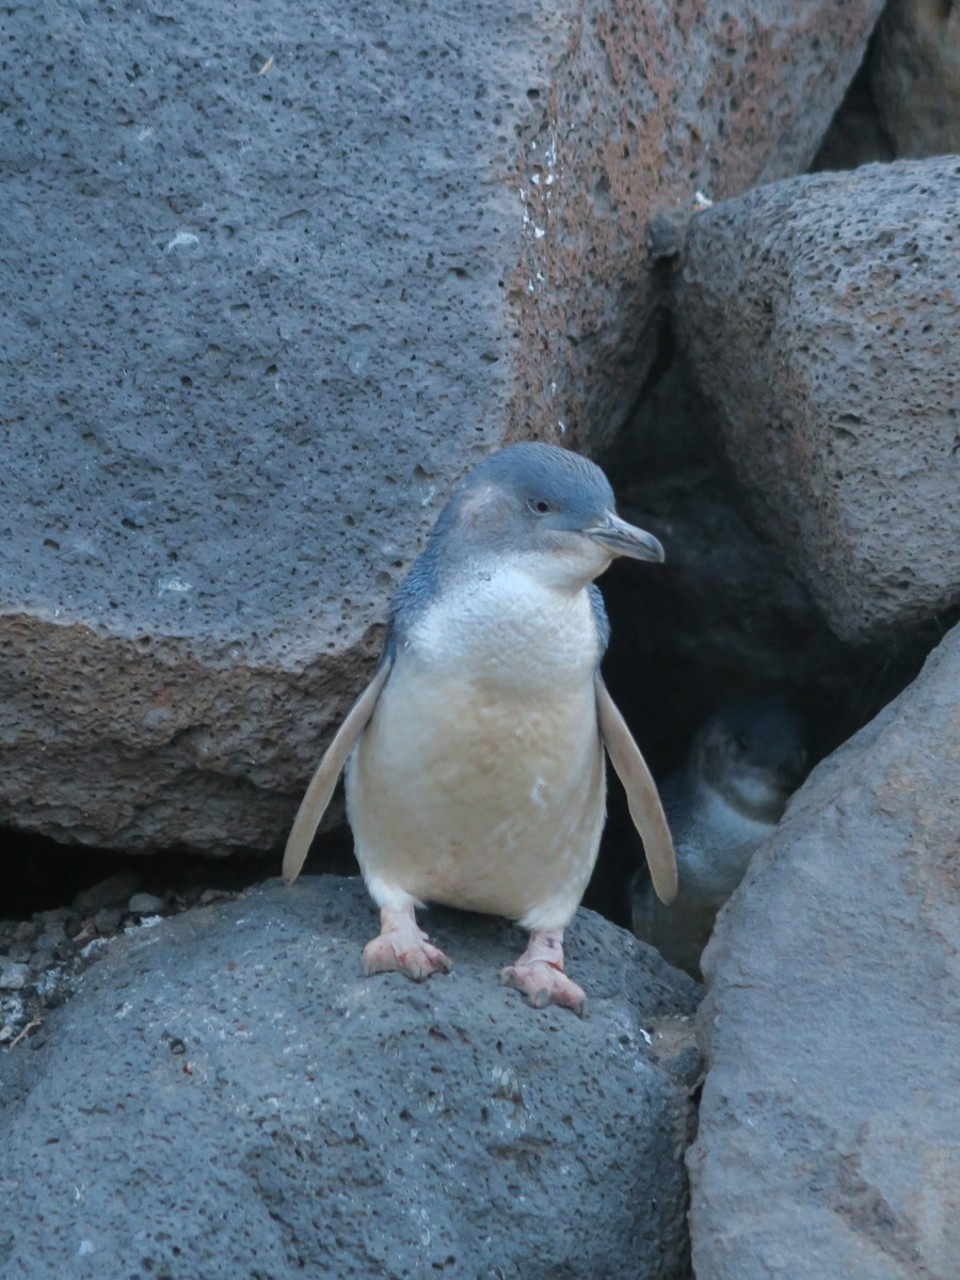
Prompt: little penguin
<box><xmin>630</xmin><ymin>698</ymin><xmax>808</xmax><ymax>977</ymax></box>
<box><xmin>282</xmin><ymin>442</ymin><xmax>678</xmax><ymax>1014</ymax></box>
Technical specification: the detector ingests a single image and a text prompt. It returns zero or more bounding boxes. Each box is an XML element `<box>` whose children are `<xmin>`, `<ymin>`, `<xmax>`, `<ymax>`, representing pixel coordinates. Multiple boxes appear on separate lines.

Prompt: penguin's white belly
<box><xmin>345</xmin><ymin>568</ymin><xmax>606</xmax><ymax>930</ymax></box>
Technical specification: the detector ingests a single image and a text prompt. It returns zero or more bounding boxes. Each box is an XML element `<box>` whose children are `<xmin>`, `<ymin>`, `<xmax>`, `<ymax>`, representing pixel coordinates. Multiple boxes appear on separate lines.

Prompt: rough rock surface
<box><xmin>0</xmin><ymin>857</ymin><xmax>263</xmax><ymax>1048</ymax></box>
<box><xmin>872</xmin><ymin>0</ymin><xmax>960</xmax><ymax>158</ymax></box>
<box><xmin>0</xmin><ymin>0</ymin><xmax>883</xmax><ymax>852</ymax></box>
<box><xmin>689</xmin><ymin>623</ymin><xmax>960</xmax><ymax>1279</ymax></box>
<box><xmin>674</xmin><ymin>156</ymin><xmax>960</xmax><ymax>645</ymax></box>
<box><xmin>0</xmin><ymin>876</ymin><xmax>702</xmax><ymax>1280</ymax></box>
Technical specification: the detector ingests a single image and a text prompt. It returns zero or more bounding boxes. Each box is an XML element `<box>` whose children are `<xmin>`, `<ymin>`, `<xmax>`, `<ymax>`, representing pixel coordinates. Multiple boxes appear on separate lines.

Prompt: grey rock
<box><xmin>675</xmin><ymin>157</ymin><xmax>960</xmax><ymax>644</ymax></box>
<box><xmin>35</xmin><ymin>923</ymin><xmax>69</xmax><ymax>953</ymax></box>
<box><xmin>71</xmin><ymin>872</ymin><xmax>142</xmax><ymax>915</ymax></box>
<box><xmin>873</xmin><ymin>0</ymin><xmax>960</xmax><ymax>158</ymax></box>
<box><xmin>0</xmin><ymin>877</ymin><xmax>702</xmax><ymax>1280</ymax></box>
<box><xmin>26</xmin><ymin>951</ymin><xmax>53</xmax><ymax>978</ymax></box>
<box><xmin>126</xmin><ymin>892</ymin><xmax>166</xmax><ymax>916</ymax></box>
<box><xmin>689</xmin><ymin>623</ymin><xmax>960</xmax><ymax>1279</ymax></box>
<box><xmin>0</xmin><ymin>961</ymin><xmax>29</xmax><ymax>991</ymax></box>
<box><xmin>91</xmin><ymin>908</ymin><xmax>124</xmax><ymax>935</ymax></box>
<box><xmin>0</xmin><ymin>0</ymin><xmax>883</xmax><ymax>853</ymax></box>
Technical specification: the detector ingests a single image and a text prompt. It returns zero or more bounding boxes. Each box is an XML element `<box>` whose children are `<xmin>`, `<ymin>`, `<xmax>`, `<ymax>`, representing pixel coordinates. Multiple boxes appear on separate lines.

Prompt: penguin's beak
<box><xmin>584</xmin><ymin>513</ymin><xmax>665</xmax><ymax>563</ymax></box>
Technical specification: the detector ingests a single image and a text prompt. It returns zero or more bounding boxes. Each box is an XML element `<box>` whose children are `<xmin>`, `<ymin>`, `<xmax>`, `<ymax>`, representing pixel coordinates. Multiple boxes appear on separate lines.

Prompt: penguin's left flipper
<box><xmin>282</xmin><ymin>658</ymin><xmax>394</xmax><ymax>884</ymax></box>
<box><xmin>595</xmin><ymin>674</ymin><xmax>678</xmax><ymax>906</ymax></box>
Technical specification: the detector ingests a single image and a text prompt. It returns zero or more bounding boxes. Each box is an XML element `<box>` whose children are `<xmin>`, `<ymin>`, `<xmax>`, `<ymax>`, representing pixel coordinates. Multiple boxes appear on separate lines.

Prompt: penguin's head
<box><xmin>430</xmin><ymin>442</ymin><xmax>664</xmax><ymax>589</ymax></box>
<box><xmin>697</xmin><ymin>699</ymin><xmax>809</xmax><ymax>824</ymax></box>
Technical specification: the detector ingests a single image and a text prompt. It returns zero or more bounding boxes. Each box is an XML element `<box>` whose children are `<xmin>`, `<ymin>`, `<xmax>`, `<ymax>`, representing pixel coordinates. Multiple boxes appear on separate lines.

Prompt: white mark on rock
<box><xmin>124</xmin><ymin>915</ymin><xmax>163</xmax><ymax>935</ymax></box>
<box><xmin>165</xmin><ymin>230</ymin><xmax>200</xmax><ymax>252</ymax></box>
<box><xmin>157</xmin><ymin>577</ymin><xmax>193</xmax><ymax>595</ymax></box>
<box><xmin>80</xmin><ymin>937</ymin><xmax>112</xmax><ymax>960</ymax></box>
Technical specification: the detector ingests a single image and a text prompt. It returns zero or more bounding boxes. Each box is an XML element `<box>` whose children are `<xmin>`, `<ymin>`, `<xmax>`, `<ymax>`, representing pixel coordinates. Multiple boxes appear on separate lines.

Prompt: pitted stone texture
<box><xmin>872</xmin><ymin>0</ymin><xmax>960</xmax><ymax>158</ymax></box>
<box><xmin>675</xmin><ymin>157</ymin><xmax>960</xmax><ymax>645</ymax></box>
<box><xmin>0</xmin><ymin>877</ymin><xmax>702</xmax><ymax>1280</ymax></box>
<box><xmin>0</xmin><ymin>0</ymin><xmax>883</xmax><ymax>851</ymax></box>
<box><xmin>504</xmin><ymin>0</ymin><xmax>885</xmax><ymax>449</ymax></box>
<box><xmin>689</xmin><ymin>624</ymin><xmax>960</xmax><ymax>1280</ymax></box>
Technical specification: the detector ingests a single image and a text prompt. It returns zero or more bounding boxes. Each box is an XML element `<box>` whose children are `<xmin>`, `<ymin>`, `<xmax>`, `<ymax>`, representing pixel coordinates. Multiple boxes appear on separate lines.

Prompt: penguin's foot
<box><xmin>362</xmin><ymin>904</ymin><xmax>453</xmax><ymax>982</ymax></box>
<box><xmin>499</xmin><ymin>928</ymin><xmax>586</xmax><ymax>1016</ymax></box>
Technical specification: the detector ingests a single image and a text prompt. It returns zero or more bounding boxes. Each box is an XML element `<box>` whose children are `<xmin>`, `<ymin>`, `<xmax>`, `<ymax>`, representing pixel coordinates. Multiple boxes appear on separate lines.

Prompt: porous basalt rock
<box><xmin>0</xmin><ymin>0</ymin><xmax>883</xmax><ymax>851</ymax></box>
<box><xmin>689</xmin><ymin>622</ymin><xmax>960</xmax><ymax>1280</ymax></box>
<box><xmin>0</xmin><ymin>876</ymin><xmax>702</xmax><ymax>1280</ymax></box>
<box><xmin>674</xmin><ymin>156</ymin><xmax>960</xmax><ymax>645</ymax></box>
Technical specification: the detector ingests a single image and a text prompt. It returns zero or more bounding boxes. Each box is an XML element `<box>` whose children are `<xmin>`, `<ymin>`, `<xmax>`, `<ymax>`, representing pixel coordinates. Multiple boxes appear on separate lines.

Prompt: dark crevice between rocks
<box><xmin>0</xmin><ymin>833</ymin><xmax>284</xmax><ymax>1047</ymax></box>
<box><xmin>4</xmin><ymin>830</ymin><xmax>279</xmax><ymax>923</ymax></box>
<box><xmin>810</xmin><ymin>24</ymin><xmax>895</xmax><ymax>174</ymax></box>
<box><xmin>587</xmin><ymin>352</ymin><xmax>958</xmax><ymax>928</ymax></box>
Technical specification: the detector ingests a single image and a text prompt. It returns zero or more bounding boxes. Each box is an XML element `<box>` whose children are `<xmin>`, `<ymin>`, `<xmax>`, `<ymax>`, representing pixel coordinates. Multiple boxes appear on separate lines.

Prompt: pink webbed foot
<box><xmin>362</xmin><ymin>904</ymin><xmax>453</xmax><ymax>983</ymax></box>
<box><xmin>499</xmin><ymin>928</ymin><xmax>586</xmax><ymax>1016</ymax></box>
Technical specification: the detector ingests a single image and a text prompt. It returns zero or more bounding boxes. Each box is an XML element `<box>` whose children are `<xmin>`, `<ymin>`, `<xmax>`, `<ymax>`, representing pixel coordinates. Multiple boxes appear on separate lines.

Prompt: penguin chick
<box><xmin>631</xmin><ymin>698</ymin><xmax>807</xmax><ymax>977</ymax></box>
<box><xmin>283</xmin><ymin>442</ymin><xmax>677</xmax><ymax>1014</ymax></box>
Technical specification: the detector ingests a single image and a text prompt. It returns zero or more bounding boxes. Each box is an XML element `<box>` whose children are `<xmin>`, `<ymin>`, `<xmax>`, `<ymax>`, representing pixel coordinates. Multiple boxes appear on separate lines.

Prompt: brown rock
<box><xmin>689</xmin><ymin>622</ymin><xmax>960</xmax><ymax>1279</ymax></box>
<box><xmin>504</xmin><ymin>0</ymin><xmax>886</xmax><ymax>449</ymax></box>
<box><xmin>674</xmin><ymin>156</ymin><xmax>960</xmax><ymax>645</ymax></box>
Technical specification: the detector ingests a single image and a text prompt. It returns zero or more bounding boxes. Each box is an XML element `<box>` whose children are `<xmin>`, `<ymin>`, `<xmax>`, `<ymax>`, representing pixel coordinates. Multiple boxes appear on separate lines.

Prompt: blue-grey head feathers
<box><xmin>385</xmin><ymin>443</ymin><xmax>618</xmax><ymax>659</ymax></box>
<box><xmin>451</xmin><ymin>442</ymin><xmax>615</xmax><ymax>523</ymax></box>
<box><xmin>697</xmin><ymin>697</ymin><xmax>809</xmax><ymax>798</ymax></box>
<box><xmin>706</xmin><ymin>699</ymin><xmax>806</xmax><ymax>770</ymax></box>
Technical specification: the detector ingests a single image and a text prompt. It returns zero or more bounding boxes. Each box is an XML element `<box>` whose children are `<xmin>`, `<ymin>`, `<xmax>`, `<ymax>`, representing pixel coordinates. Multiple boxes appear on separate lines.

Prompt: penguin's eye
<box><xmin>734</xmin><ymin>735</ymin><xmax>750</xmax><ymax>753</ymax></box>
<box><xmin>527</xmin><ymin>498</ymin><xmax>553</xmax><ymax>515</ymax></box>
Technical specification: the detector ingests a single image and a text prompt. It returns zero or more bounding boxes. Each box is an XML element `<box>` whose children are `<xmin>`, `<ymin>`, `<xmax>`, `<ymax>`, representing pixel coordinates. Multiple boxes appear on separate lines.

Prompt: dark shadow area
<box><xmin>586</xmin><ymin>353</ymin><xmax>957</xmax><ymax>926</ymax></box>
<box><xmin>810</xmin><ymin>26</ymin><xmax>894</xmax><ymax>172</ymax></box>
<box><xmin>3</xmin><ymin>830</ymin><xmax>276</xmax><ymax>923</ymax></box>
